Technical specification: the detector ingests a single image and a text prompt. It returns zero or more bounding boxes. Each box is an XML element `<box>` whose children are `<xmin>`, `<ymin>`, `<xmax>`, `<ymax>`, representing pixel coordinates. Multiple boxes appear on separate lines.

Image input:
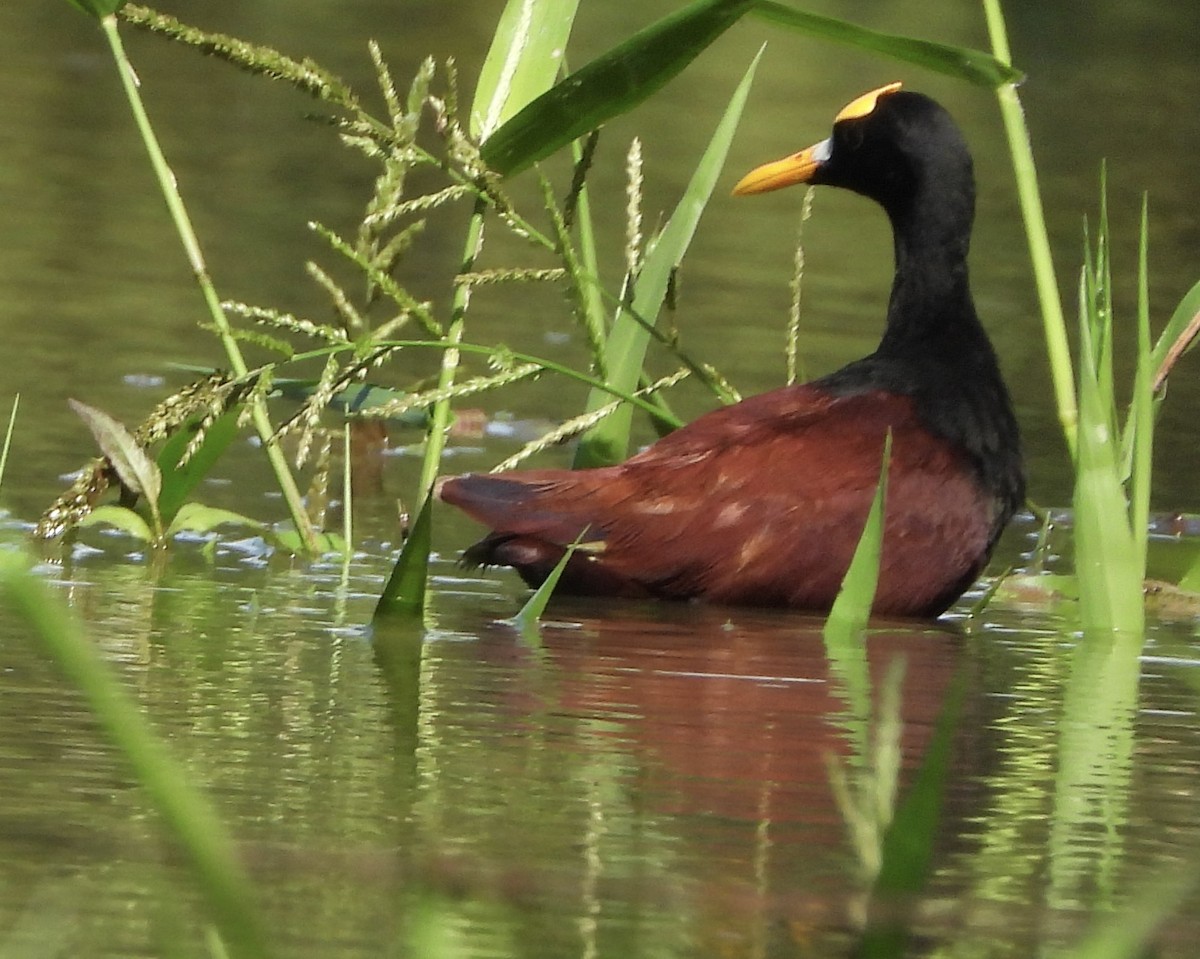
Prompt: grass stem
<box><xmin>981</xmin><ymin>0</ymin><xmax>1077</xmax><ymax>458</ymax></box>
<box><xmin>99</xmin><ymin>15</ymin><xmax>318</xmax><ymax>552</ymax></box>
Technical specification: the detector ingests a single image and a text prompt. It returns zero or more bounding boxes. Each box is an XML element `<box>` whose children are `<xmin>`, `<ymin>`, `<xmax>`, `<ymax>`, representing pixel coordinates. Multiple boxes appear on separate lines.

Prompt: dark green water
<box><xmin>2</xmin><ymin>2</ymin><xmax>1200</xmax><ymax>956</ymax></box>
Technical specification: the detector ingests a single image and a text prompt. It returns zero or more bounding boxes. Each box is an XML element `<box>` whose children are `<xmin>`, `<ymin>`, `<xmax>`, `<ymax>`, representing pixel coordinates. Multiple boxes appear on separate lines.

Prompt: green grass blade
<box><xmin>750</xmin><ymin>1</ymin><xmax>1021</xmax><ymax>86</ymax></box>
<box><xmin>374</xmin><ymin>493</ymin><xmax>434</xmax><ymax>619</ymax></box>
<box><xmin>0</xmin><ymin>394</ymin><xmax>18</xmax><ymax>492</ymax></box>
<box><xmin>167</xmin><ymin>503</ymin><xmax>264</xmax><ymax>537</ymax></box>
<box><xmin>156</xmin><ymin>410</ymin><xmax>241</xmax><ymax>526</ymax></box>
<box><xmin>0</xmin><ymin>550</ymin><xmax>271</xmax><ymax>958</ymax></box>
<box><xmin>826</xmin><ymin>433</ymin><xmax>891</xmax><ymax>635</ymax></box>
<box><xmin>1127</xmin><ymin>195</ymin><xmax>1153</xmax><ymax>574</ymax></box>
<box><xmin>1095</xmin><ymin>170</ymin><xmax>1116</xmax><ymax>427</ymax></box>
<box><xmin>98</xmin><ymin>14</ymin><xmax>318</xmax><ymax>552</ymax></box>
<box><xmin>509</xmin><ymin>537</ymin><xmax>583</xmax><ymax>644</ymax></box>
<box><xmin>572</xmin><ymin>48</ymin><xmax>762</xmax><ymax>468</ymax></box>
<box><xmin>472</xmin><ymin>0</ymin><xmax>580</xmax><ymax>141</ymax></box>
<box><xmin>1073</xmin><ymin>268</ymin><xmax>1143</xmax><ymax>636</ymax></box>
<box><xmin>78</xmin><ymin>505</ymin><xmax>155</xmax><ymax>542</ymax></box>
<box><xmin>481</xmin><ymin>0</ymin><xmax>753</xmax><ymax>176</ymax></box>
<box><xmin>822</xmin><ymin>434</ymin><xmax>890</xmax><ymax>762</ymax></box>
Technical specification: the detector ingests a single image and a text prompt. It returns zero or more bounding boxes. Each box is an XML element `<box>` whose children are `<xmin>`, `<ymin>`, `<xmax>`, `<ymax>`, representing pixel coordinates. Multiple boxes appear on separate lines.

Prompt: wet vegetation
<box><xmin>3</xmin><ymin>0</ymin><xmax>1200</xmax><ymax>957</ymax></box>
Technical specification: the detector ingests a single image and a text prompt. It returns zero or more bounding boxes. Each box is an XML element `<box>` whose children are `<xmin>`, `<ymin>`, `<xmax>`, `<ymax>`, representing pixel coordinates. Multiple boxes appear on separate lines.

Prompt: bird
<box><xmin>439</xmin><ymin>82</ymin><xmax>1024</xmax><ymax>617</ymax></box>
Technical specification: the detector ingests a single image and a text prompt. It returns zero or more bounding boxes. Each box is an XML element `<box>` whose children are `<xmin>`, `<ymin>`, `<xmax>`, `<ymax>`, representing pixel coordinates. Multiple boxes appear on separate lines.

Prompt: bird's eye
<box><xmin>839</xmin><ymin>123</ymin><xmax>866</xmax><ymax>153</ymax></box>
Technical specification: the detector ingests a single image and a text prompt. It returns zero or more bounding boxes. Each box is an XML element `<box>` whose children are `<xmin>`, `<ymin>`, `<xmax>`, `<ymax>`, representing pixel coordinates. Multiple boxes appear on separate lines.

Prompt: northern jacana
<box><xmin>439</xmin><ymin>83</ymin><xmax>1024</xmax><ymax>617</ymax></box>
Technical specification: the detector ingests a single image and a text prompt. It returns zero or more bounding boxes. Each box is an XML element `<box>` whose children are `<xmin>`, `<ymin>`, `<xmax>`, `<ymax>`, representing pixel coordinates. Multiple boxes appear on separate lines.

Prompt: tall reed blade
<box><xmin>573</xmin><ymin>50</ymin><xmax>762</xmax><ymax>468</ymax></box>
<box><xmin>472</xmin><ymin>0</ymin><xmax>580</xmax><ymax>141</ymax></box>
<box><xmin>1073</xmin><ymin>264</ymin><xmax>1144</xmax><ymax>636</ymax></box>
<box><xmin>982</xmin><ymin>0</ymin><xmax>1077</xmax><ymax>457</ymax></box>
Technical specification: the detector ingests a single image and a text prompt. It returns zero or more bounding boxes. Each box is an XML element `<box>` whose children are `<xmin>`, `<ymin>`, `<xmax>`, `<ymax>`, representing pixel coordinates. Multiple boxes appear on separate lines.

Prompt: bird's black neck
<box><xmin>877</xmin><ymin>181</ymin><xmax>984</xmax><ymax>360</ymax></box>
<box><xmin>822</xmin><ymin>179</ymin><xmax>1024</xmax><ymax>522</ymax></box>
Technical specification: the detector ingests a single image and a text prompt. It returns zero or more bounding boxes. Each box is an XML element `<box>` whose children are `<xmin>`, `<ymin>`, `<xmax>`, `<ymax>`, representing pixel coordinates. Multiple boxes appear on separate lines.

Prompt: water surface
<box><xmin>2</xmin><ymin>2</ymin><xmax>1200</xmax><ymax>956</ymax></box>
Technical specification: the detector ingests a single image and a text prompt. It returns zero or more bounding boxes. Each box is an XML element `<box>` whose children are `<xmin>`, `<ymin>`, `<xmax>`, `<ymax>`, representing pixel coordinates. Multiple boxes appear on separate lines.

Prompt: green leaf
<box><xmin>509</xmin><ymin>536</ymin><xmax>583</xmax><ymax>645</ymax></box>
<box><xmin>573</xmin><ymin>48</ymin><xmax>762</xmax><ymax>468</ymax></box>
<box><xmin>167</xmin><ymin>503</ymin><xmax>264</xmax><ymax>537</ymax></box>
<box><xmin>69</xmin><ymin>399</ymin><xmax>162</xmax><ymax>507</ymax></box>
<box><xmin>750</xmin><ymin>1</ymin><xmax>1022</xmax><ymax>87</ymax></box>
<box><xmin>274</xmin><ymin>529</ymin><xmax>346</xmax><ymax>554</ymax></box>
<box><xmin>472</xmin><ymin>0</ymin><xmax>581</xmax><ymax>141</ymax></box>
<box><xmin>825</xmin><ymin>432</ymin><xmax>891</xmax><ymax>634</ymax></box>
<box><xmin>156</xmin><ymin>410</ymin><xmax>241</xmax><ymax>527</ymax></box>
<box><xmin>78</xmin><ymin>505</ymin><xmax>155</xmax><ymax>542</ymax></box>
<box><xmin>64</xmin><ymin>0</ymin><xmax>127</xmax><ymax>17</ymax></box>
<box><xmin>481</xmin><ymin>0</ymin><xmax>753</xmax><ymax>176</ymax></box>
<box><xmin>1073</xmin><ymin>266</ymin><xmax>1143</xmax><ymax>636</ymax></box>
<box><xmin>374</xmin><ymin>494</ymin><xmax>434</xmax><ymax>619</ymax></box>
<box><xmin>1126</xmin><ymin>196</ymin><xmax>1153</xmax><ymax>576</ymax></box>
<box><xmin>820</xmin><ymin>434</ymin><xmax>890</xmax><ymax>761</ymax></box>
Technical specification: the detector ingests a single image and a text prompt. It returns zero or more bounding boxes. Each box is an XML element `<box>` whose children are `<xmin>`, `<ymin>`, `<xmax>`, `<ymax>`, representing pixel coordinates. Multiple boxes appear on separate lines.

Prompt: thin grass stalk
<box><xmin>288</xmin><ymin>338</ymin><xmax>682</xmax><ymax>425</ymax></box>
<box><xmin>342</xmin><ymin>423</ymin><xmax>353</xmax><ymax>557</ymax></box>
<box><xmin>98</xmin><ymin>16</ymin><xmax>318</xmax><ymax>552</ymax></box>
<box><xmin>0</xmin><ymin>394</ymin><xmax>18</xmax><ymax>492</ymax></box>
<box><xmin>787</xmin><ymin>188</ymin><xmax>815</xmax><ymax>385</ymax></box>
<box><xmin>981</xmin><ymin>0</ymin><xmax>1077</xmax><ymax>458</ymax></box>
<box><xmin>568</xmin><ymin>133</ymin><xmax>609</xmax><ymax>374</ymax></box>
<box><xmin>415</xmin><ymin>200</ymin><xmax>486</xmax><ymax>505</ymax></box>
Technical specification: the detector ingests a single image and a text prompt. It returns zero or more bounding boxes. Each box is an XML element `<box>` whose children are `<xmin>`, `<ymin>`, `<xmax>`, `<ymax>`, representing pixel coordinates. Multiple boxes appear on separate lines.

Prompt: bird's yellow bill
<box><xmin>732</xmin><ymin>140</ymin><xmax>828</xmax><ymax>196</ymax></box>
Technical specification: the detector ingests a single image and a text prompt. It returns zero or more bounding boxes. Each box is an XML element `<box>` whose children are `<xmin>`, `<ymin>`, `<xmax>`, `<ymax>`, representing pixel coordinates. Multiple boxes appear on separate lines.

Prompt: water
<box><xmin>2</xmin><ymin>1</ymin><xmax>1200</xmax><ymax>956</ymax></box>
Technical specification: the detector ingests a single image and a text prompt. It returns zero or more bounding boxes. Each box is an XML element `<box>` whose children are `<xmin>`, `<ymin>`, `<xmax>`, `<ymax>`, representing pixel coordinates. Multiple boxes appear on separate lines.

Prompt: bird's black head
<box><xmin>733</xmin><ymin>83</ymin><xmax>974</xmax><ymax>227</ymax></box>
